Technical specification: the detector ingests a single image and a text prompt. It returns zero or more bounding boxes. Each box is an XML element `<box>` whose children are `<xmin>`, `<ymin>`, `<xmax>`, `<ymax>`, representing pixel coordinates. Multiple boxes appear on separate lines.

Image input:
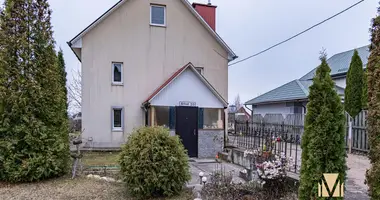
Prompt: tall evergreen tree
<box><xmin>299</xmin><ymin>53</ymin><xmax>346</xmax><ymax>199</ymax></box>
<box><xmin>362</xmin><ymin>70</ymin><xmax>368</xmax><ymax>109</ymax></box>
<box><xmin>0</xmin><ymin>0</ymin><xmax>69</xmax><ymax>182</ymax></box>
<box><xmin>57</xmin><ymin>48</ymin><xmax>68</xmax><ymax>115</ymax></box>
<box><xmin>345</xmin><ymin>50</ymin><xmax>364</xmax><ymax>118</ymax></box>
<box><xmin>365</xmin><ymin>6</ymin><xmax>380</xmax><ymax>199</ymax></box>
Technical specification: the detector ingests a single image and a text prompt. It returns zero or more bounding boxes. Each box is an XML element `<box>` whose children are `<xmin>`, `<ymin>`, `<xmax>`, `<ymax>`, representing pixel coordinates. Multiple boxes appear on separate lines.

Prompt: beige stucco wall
<box><xmin>81</xmin><ymin>0</ymin><xmax>229</xmax><ymax>147</ymax></box>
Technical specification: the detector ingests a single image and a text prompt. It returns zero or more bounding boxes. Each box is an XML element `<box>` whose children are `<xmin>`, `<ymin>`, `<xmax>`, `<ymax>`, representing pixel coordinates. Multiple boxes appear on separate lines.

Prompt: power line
<box><xmin>228</xmin><ymin>0</ymin><xmax>365</xmax><ymax>67</ymax></box>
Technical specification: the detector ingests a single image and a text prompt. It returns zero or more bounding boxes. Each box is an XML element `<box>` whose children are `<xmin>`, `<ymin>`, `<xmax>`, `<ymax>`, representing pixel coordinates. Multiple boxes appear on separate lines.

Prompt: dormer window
<box><xmin>150</xmin><ymin>5</ymin><xmax>166</xmax><ymax>26</ymax></box>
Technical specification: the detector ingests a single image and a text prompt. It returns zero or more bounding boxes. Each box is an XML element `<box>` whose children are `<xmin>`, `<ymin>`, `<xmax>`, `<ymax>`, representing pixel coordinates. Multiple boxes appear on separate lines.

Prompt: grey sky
<box><xmin>3</xmin><ymin>0</ymin><xmax>378</xmax><ymax>105</ymax></box>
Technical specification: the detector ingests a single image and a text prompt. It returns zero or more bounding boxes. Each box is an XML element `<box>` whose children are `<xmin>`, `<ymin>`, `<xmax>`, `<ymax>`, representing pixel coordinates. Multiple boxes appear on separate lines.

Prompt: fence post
<box><xmin>234</xmin><ymin>120</ymin><xmax>237</xmax><ymax>135</ymax></box>
<box><xmin>348</xmin><ymin>117</ymin><xmax>353</xmax><ymax>154</ymax></box>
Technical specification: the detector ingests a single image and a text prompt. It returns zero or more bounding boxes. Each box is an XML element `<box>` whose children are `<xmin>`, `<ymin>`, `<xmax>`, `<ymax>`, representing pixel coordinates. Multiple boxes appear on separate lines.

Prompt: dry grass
<box><xmin>0</xmin><ymin>176</ymin><xmax>194</xmax><ymax>200</ymax></box>
<box><xmin>81</xmin><ymin>152</ymin><xmax>120</xmax><ymax>166</ymax></box>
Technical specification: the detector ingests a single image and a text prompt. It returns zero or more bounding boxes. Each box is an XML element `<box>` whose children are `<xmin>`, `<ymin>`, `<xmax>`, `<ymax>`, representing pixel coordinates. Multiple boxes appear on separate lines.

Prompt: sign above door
<box><xmin>179</xmin><ymin>101</ymin><xmax>196</xmax><ymax>107</ymax></box>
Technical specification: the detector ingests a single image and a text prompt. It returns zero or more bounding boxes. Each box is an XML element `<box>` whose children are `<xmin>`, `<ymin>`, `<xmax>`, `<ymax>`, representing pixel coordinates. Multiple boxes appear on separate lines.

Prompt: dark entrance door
<box><xmin>176</xmin><ymin>106</ymin><xmax>198</xmax><ymax>157</ymax></box>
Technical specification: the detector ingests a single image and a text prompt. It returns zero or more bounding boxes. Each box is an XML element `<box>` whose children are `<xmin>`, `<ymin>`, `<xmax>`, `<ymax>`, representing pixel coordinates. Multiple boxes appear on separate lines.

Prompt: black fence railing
<box><xmin>227</xmin><ymin>120</ymin><xmax>302</xmax><ymax>174</ymax></box>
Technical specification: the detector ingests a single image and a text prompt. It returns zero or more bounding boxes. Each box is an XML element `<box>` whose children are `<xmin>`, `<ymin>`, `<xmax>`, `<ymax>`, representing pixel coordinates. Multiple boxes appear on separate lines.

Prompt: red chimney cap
<box><xmin>192</xmin><ymin>2</ymin><xmax>217</xmax><ymax>8</ymax></box>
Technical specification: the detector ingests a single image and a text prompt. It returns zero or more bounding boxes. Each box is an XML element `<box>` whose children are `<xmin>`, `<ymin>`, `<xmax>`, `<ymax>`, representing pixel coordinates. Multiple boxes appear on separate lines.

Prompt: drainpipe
<box><xmin>245</xmin><ymin>104</ymin><xmax>253</xmax><ymax>120</ymax></box>
<box><xmin>141</xmin><ymin>103</ymin><xmax>150</xmax><ymax>126</ymax></box>
<box><xmin>223</xmin><ymin>106</ymin><xmax>227</xmax><ymax>149</ymax></box>
<box><xmin>244</xmin><ymin>104</ymin><xmax>252</xmax><ymax>112</ymax></box>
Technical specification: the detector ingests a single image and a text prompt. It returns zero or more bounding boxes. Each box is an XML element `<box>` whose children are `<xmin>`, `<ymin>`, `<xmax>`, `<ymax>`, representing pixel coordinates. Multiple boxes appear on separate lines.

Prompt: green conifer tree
<box><xmin>57</xmin><ymin>49</ymin><xmax>68</xmax><ymax>115</ymax></box>
<box><xmin>365</xmin><ymin>7</ymin><xmax>380</xmax><ymax>199</ymax></box>
<box><xmin>299</xmin><ymin>53</ymin><xmax>346</xmax><ymax>199</ymax></box>
<box><xmin>0</xmin><ymin>0</ymin><xmax>69</xmax><ymax>182</ymax></box>
<box><xmin>345</xmin><ymin>50</ymin><xmax>364</xmax><ymax>118</ymax></box>
<box><xmin>362</xmin><ymin>70</ymin><xmax>368</xmax><ymax>109</ymax></box>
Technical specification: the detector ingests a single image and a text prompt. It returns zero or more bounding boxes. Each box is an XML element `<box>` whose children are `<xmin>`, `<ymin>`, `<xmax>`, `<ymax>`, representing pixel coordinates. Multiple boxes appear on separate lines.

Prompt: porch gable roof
<box><xmin>142</xmin><ymin>62</ymin><xmax>228</xmax><ymax>108</ymax></box>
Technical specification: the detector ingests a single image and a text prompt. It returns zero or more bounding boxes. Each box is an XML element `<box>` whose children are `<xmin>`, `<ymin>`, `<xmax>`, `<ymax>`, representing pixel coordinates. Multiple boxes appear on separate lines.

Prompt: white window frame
<box><xmin>112</xmin><ymin>62</ymin><xmax>123</xmax><ymax>85</ymax></box>
<box><xmin>195</xmin><ymin>67</ymin><xmax>204</xmax><ymax>75</ymax></box>
<box><xmin>111</xmin><ymin>106</ymin><xmax>124</xmax><ymax>132</ymax></box>
<box><xmin>150</xmin><ymin>5</ymin><xmax>166</xmax><ymax>27</ymax></box>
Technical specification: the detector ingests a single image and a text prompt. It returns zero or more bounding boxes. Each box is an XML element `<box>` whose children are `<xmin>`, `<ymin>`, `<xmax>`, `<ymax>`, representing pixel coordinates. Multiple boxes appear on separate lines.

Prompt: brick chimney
<box><xmin>192</xmin><ymin>1</ymin><xmax>217</xmax><ymax>31</ymax></box>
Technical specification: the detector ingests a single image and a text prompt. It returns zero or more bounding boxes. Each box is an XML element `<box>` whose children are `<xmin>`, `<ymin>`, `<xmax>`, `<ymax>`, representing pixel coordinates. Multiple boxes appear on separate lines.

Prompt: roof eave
<box><xmin>67</xmin><ymin>42</ymin><xmax>82</xmax><ymax>62</ymax></box>
<box><xmin>68</xmin><ymin>0</ymin><xmax>237</xmax><ymax>62</ymax></box>
<box><xmin>245</xmin><ymin>98</ymin><xmax>308</xmax><ymax>106</ymax></box>
<box><xmin>143</xmin><ymin>63</ymin><xmax>228</xmax><ymax>107</ymax></box>
<box><xmin>180</xmin><ymin>0</ymin><xmax>237</xmax><ymax>62</ymax></box>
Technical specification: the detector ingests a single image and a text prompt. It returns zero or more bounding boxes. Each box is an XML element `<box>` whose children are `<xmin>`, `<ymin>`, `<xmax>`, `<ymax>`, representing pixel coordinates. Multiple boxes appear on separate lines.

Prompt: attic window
<box><xmin>150</xmin><ymin>5</ymin><xmax>166</xmax><ymax>26</ymax></box>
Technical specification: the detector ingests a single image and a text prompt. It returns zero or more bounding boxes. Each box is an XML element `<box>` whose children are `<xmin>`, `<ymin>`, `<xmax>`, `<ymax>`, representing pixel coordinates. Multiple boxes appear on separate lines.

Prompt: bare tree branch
<box><xmin>234</xmin><ymin>94</ymin><xmax>242</xmax><ymax>110</ymax></box>
<box><xmin>68</xmin><ymin>69</ymin><xmax>81</xmax><ymax>114</ymax></box>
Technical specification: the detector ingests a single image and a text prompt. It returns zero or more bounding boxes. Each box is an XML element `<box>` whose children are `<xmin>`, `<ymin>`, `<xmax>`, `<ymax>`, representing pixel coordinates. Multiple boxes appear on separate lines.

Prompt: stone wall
<box><xmin>198</xmin><ymin>130</ymin><xmax>224</xmax><ymax>158</ymax></box>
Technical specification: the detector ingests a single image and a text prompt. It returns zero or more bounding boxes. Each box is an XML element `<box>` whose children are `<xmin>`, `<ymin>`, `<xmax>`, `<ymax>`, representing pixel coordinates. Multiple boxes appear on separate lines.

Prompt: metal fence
<box><xmin>227</xmin><ymin>110</ymin><xmax>369</xmax><ymax>174</ymax></box>
<box><xmin>227</xmin><ymin>114</ymin><xmax>304</xmax><ymax>174</ymax></box>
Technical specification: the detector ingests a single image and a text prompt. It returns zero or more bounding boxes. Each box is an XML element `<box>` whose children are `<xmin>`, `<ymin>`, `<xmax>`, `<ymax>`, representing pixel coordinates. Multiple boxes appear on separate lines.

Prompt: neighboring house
<box><xmin>227</xmin><ymin>105</ymin><xmax>251</xmax><ymax>131</ymax></box>
<box><xmin>245</xmin><ymin>45</ymin><xmax>369</xmax><ymax>117</ymax></box>
<box><xmin>68</xmin><ymin>0</ymin><xmax>237</xmax><ymax>158</ymax></box>
<box><xmin>228</xmin><ymin>105</ymin><xmax>251</xmax><ymax>122</ymax></box>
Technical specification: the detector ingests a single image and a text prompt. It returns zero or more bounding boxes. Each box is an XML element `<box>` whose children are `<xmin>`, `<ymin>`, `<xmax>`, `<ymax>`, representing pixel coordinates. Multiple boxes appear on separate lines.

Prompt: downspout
<box><xmin>223</xmin><ymin>106</ymin><xmax>227</xmax><ymax>149</ymax></box>
<box><xmin>244</xmin><ymin>104</ymin><xmax>252</xmax><ymax>112</ymax></box>
<box><xmin>245</xmin><ymin>104</ymin><xmax>253</xmax><ymax>120</ymax></box>
<box><xmin>141</xmin><ymin>103</ymin><xmax>150</xmax><ymax>126</ymax></box>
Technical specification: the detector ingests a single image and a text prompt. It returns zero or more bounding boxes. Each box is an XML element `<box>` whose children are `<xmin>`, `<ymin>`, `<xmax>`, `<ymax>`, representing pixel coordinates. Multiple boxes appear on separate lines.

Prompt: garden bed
<box><xmin>0</xmin><ymin>176</ymin><xmax>194</xmax><ymax>200</ymax></box>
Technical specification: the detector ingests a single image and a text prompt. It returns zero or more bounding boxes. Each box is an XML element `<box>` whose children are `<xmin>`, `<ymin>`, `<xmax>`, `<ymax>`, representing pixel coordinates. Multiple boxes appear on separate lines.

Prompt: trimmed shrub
<box><xmin>119</xmin><ymin>126</ymin><xmax>191</xmax><ymax>198</ymax></box>
<box><xmin>345</xmin><ymin>49</ymin><xmax>364</xmax><ymax>117</ymax></box>
<box><xmin>298</xmin><ymin>53</ymin><xmax>346</xmax><ymax>199</ymax></box>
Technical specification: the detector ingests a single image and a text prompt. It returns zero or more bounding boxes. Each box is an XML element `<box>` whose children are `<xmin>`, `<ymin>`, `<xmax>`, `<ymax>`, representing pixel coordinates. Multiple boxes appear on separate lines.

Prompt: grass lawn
<box><xmin>0</xmin><ymin>176</ymin><xmax>194</xmax><ymax>200</ymax></box>
<box><xmin>81</xmin><ymin>152</ymin><xmax>120</xmax><ymax>166</ymax></box>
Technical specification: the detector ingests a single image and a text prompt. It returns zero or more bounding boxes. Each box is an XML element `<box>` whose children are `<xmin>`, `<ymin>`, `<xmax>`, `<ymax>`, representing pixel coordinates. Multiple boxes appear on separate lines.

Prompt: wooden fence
<box><xmin>345</xmin><ymin>110</ymin><xmax>368</xmax><ymax>153</ymax></box>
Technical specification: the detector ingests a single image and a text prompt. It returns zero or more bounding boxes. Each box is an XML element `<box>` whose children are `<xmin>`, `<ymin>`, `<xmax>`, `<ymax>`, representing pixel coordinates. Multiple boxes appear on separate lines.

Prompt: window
<box><xmin>201</xmin><ymin>108</ymin><xmax>224</xmax><ymax>129</ymax></box>
<box><xmin>150</xmin><ymin>5</ymin><xmax>166</xmax><ymax>26</ymax></box>
<box><xmin>112</xmin><ymin>107</ymin><xmax>124</xmax><ymax>131</ymax></box>
<box><xmin>153</xmin><ymin>106</ymin><xmax>176</xmax><ymax>129</ymax></box>
<box><xmin>112</xmin><ymin>62</ymin><xmax>123</xmax><ymax>85</ymax></box>
<box><xmin>155</xmin><ymin>106</ymin><xmax>169</xmax><ymax>127</ymax></box>
<box><xmin>195</xmin><ymin>67</ymin><xmax>204</xmax><ymax>75</ymax></box>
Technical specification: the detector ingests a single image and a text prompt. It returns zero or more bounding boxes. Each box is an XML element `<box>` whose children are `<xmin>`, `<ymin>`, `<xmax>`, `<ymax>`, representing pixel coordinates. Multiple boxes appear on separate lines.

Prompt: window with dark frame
<box><xmin>112</xmin><ymin>63</ymin><xmax>123</xmax><ymax>84</ymax></box>
<box><xmin>150</xmin><ymin>5</ymin><xmax>166</xmax><ymax>26</ymax></box>
<box><xmin>112</xmin><ymin>108</ymin><xmax>123</xmax><ymax>131</ymax></box>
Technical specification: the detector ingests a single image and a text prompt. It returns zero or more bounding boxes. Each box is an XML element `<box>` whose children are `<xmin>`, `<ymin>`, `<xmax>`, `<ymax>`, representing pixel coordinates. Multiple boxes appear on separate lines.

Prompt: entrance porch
<box><xmin>141</xmin><ymin>63</ymin><xmax>228</xmax><ymax>158</ymax></box>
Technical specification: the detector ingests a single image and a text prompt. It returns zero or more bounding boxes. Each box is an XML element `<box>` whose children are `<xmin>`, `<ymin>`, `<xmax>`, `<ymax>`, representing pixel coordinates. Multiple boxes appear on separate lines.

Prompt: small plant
<box><xmin>200</xmin><ymin>164</ymin><xmax>297</xmax><ymax>200</ymax></box>
<box><xmin>119</xmin><ymin>126</ymin><xmax>191</xmax><ymax>198</ymax></box>
<box><xmin>243</xmin><ymin>148</ymin><xmax>294</xmax><ymax>181</ymax></box>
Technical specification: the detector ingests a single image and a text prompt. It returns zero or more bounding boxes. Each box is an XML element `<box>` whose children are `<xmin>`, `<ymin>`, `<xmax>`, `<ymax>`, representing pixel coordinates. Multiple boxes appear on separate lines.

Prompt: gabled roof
<box><xmin>67</xmin><ymin>0</ymin><xmax>237</xmax><ymax>62</ymax></box>
<box><xmin>246</xmin><ymin>46</ymin><xmax>368</xmax><ymax>106</ymax></box>
<box><xmin>245</xmin><ymin>80</ymin><xmax>309</xmax><ymax>105</ymax></box>
<box><xmin>245</xmin><ymin>79</ymin><xmax>345</xmax><ymax>105</ymax></box>
<box><xmin>300</xmin><ymin>45</ymin><xmax>369</xmax><ymax>80</ymax></box>
<box><xmin>143</xmin><ymin>62</ymin><xmax>228</xmax><ymax>107</ymax></box>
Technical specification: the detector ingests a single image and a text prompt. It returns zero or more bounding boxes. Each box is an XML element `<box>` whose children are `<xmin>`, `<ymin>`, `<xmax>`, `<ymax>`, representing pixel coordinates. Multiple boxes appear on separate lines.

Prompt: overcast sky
<box><xmin>5</xmin><ymin>0</ymin><xmax>378</xmax><ymax>105</ymax></box>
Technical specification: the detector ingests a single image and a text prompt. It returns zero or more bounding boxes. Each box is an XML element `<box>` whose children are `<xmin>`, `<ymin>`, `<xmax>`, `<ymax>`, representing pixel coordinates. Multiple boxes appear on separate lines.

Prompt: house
<box><xmin>245</xmin><ymin>45</ymin><xmax>369</xmax><ymax>117</ymax></box>
<box><xmin>67</xmin><ymin>0</ymin><xmax>237</xmax><ymax>158</ymax></box>
<box><xmin>227</xmin><ymin>105</ymin><xmax>251</xmax><ymax>131</ymax></box>
<box><xmin>228</xmin><ymin>105</ymin><xmax>251</xmax><ymax>122</ymax></box>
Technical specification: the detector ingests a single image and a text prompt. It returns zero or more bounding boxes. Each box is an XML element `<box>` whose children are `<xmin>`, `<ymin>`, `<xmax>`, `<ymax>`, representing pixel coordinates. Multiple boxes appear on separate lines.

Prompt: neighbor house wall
<box><xmin>252</xmin><ymin>102</ymin><xmax>307</xmax><ymax>117</ymax></box>
<box><xmin>81</xmin><ymin>0</ymin><xmax>229</xmax><ymax>147</ymax></box>
<box><xmin>333</xmin><ymin>77</ymin><xmax>346</xmax><ymax>88</ymax></box>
